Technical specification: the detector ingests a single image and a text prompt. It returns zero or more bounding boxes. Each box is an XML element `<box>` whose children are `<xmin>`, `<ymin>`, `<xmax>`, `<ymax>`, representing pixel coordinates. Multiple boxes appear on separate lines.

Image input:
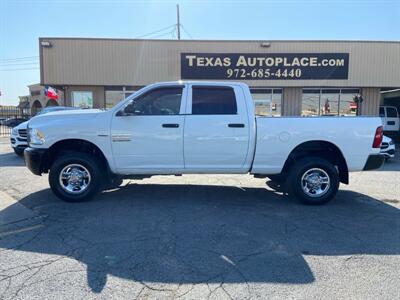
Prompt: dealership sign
<box><xmin>181</xmin><ymin>53</ymin><xmax>349</xmax><ymax>80</ymax></box>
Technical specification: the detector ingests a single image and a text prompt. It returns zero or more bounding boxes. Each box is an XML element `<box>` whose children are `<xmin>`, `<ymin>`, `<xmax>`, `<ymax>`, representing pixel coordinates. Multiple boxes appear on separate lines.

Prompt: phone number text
<box><xmin>226</xmin><ymin>68</ymin><xmax>302</xmax><ymax>79</ymax></box>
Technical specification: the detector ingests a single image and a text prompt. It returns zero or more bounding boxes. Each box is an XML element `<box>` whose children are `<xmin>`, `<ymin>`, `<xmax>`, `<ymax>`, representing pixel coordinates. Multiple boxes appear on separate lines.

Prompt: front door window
<box><xmin>128</xmin><ymin>87</ymin><xmax>182</xmax><ymax>115</ymax></box>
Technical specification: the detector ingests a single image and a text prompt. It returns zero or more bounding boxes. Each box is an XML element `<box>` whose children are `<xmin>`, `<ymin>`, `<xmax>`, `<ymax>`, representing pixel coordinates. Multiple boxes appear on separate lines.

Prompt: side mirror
<box><xmin>124</xmin><ymin>103</ymin><xmax>136</xmax><ymax>115</ymax></box>
<box><xmin>117</xmin><ymin>103</ymin><xmax>135</xmax><ymax>116</ymax></box>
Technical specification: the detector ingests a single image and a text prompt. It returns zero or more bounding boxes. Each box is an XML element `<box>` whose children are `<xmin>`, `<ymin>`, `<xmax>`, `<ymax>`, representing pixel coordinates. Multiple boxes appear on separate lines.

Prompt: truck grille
<box><xmin>18</xmin><ymin>129</ymin><xmax>27</xmax><ymax>138</ymax></box>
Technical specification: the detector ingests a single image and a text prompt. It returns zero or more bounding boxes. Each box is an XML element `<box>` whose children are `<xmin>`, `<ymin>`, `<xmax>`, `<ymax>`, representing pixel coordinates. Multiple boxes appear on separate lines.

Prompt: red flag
<box><xmin>45</xmin><ymin>86</ymin><xmax>58</xmax><ymax>100</ymax></box>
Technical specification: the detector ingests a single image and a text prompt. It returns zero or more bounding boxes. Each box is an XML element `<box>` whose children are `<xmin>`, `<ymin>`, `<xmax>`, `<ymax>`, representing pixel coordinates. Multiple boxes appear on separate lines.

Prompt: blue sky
<box><xmin>1</xmin><ymin>0</ymin><xmax>399</xmax><ymax>105</ymax></box>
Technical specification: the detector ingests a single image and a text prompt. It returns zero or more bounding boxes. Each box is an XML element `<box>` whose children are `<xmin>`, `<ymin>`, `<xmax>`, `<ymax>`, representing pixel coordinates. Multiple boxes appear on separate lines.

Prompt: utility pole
<box><xmin>176</xmin><ymin>4</ymin><xmax>181</xmax><ymax>40</ymax></box>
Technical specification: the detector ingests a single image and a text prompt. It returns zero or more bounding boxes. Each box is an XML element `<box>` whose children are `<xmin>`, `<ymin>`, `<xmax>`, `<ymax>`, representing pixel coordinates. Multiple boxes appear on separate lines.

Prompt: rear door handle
<box><xmin>162</xmin><ymin>123</ymin><xmax>179</xmax><ymax>128</ymax></box>
<box><xmin>228</xmin><ymin>123</ymin><xmax>245</xmax><ymax>128</ymax></box>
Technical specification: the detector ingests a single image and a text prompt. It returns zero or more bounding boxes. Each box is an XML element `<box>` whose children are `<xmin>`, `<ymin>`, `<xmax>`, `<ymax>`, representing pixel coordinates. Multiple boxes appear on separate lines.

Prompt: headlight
<box><xmin>389</xmin><ymin>140</ymin><xmax>394</xmax><ymax>145</ymax></box>
<box><xmin>29</xmin><ymin>128</ymin><xmax>45</xmax><ymax>145</ymax></box>
<box><xmin>11</xmin><ymin>127</ymin><xmax>18</xmax><ymax>135</ymax></box>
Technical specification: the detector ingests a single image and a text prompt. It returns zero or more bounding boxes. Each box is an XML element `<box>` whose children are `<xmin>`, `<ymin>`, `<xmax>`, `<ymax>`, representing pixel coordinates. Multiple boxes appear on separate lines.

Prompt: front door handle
<box><xmin>162</xmin><ymin>123</ymin><xmax>179</xmax><ymax>128</ymax></box>
<box><xmin>228</xmin><ymin>123</ymin><xmax>245</xmax><ymax>128</ymax></box>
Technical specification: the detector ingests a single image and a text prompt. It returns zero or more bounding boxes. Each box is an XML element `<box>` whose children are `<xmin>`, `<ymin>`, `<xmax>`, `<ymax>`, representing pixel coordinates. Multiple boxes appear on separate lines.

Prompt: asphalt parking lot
<box><xmin>0</xmin><ymin>137</ymin><xmax>399</xmax><ymax>299</ymax></box>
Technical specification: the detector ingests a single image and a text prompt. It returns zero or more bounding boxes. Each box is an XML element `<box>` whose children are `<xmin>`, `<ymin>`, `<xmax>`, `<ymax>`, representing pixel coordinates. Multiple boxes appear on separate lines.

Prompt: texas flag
<box><xmin>44</xmin><ymin>86</ymin><xmax>58</xmax><ymax>100</ymax></box>
<box><xmin>350</xmin><ymin>102</ymin><xmax>358</xmax><ymax>110</ymax></box>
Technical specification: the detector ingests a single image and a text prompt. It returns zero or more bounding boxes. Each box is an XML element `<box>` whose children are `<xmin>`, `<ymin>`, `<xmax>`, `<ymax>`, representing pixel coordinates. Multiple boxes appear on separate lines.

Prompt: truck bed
<box><xmin>251</xmin><ymin>116</ymin><xmax>382</xmax><ymax>174</ymax></box>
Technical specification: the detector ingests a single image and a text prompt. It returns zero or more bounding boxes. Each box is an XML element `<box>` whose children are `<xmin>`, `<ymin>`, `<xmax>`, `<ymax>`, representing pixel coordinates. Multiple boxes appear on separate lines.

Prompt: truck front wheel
<box><xmin>288</xmin><ymin>157</ymin><xmax>339</xmax><ymax>205</ymax></box>
<box><xmin>49</xmin><ymin>151</ymin><xmax>104</xmax><ymax>202</ymax></box>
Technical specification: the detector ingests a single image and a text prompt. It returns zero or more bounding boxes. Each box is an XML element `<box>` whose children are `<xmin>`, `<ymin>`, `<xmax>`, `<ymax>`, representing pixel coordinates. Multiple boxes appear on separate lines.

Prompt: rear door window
<box><xmin>192</xmin><ymin>87</ymin><xmax>237</xmax><ymax>115</ymax></box>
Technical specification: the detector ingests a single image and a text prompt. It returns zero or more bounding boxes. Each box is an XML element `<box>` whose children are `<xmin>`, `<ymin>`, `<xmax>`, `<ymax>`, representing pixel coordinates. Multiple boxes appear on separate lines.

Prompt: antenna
<box><xmin>176</xmin><ymin>4</ymin><xmax>181</xmax><ymax>40</ymax></box>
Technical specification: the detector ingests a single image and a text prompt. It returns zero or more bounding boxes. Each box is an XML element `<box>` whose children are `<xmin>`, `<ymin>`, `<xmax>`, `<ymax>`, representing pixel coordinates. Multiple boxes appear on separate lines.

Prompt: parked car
<box><xmin>24</xmin><ymin>81</ymin><xmax>384</xmax><ymax>205</ymax></box>
<box><xmin>380</xmin><ymin>135</ymin><xmax>396</xmax><ymax>160</ymax></box>
<box><xmin>379</xmin><ymin>105</ymin><xmax>400</xmax><ymax>132</ymax></box>
<box><xmin>1</xmin><ymin>117</ymin><xmax>29</xmax><ymax>127</ymax></box>
<box><xmin>10</xmin><ymin>106</ymin><xmax>79</xmax><ymax>156</ymax></box>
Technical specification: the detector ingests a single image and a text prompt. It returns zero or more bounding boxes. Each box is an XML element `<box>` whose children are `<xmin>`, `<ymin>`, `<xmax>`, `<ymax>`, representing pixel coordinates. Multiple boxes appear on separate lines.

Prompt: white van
<box><xmin>379</xmin><ymin>106</ymin><xmax>400</xmax><ymax>132</ymax></box>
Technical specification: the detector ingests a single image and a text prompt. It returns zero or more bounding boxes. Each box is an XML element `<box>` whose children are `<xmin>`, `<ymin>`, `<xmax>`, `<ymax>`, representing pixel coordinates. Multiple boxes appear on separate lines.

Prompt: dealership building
<box><xmin>36</xmin><ymin>38</ymin><xmax>400</xmax><ymax>118</ymax></box>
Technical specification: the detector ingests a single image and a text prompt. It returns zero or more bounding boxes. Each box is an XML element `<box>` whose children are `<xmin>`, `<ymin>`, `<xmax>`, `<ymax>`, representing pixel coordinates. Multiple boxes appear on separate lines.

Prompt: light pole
<box><xmin>176</xmin><ymin>4</ymin><xmax>181</xmax><ymax>40</ymax></box>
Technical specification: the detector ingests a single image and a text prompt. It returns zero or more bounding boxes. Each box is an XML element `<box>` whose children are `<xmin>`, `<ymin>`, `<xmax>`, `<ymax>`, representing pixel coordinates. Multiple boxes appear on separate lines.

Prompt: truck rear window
<box><xmin>192</xmin><ymin>86</ymin><xmax>237</xmax><ymax>115</ymax></box>
<box><xmin>386</xmin><ymin>107</ymin><xmax>398</xmax><ymax>118</ymax></box>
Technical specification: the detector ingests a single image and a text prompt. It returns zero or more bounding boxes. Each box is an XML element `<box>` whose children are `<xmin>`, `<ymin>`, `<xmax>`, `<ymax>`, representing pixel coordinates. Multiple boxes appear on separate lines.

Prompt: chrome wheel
<box><xmin>59</xmin><ymin>164</ymin><xmax>91</xmax><ymax>194</ymax></box>
<box><xmin>301</xmin><ymin>168</ymin><xmax>330</xmax><ymax>197</ymax></box>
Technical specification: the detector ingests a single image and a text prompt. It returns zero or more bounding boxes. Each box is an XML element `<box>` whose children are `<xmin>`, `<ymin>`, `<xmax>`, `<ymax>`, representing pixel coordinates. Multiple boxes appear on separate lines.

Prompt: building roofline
<box><xmin>27</xmin><ymin>83</ymin><xmax>41</xmax><ymax>88</ymax></box>
<box><xmin>38</xmin><ymin>37</ymin><xmax>400</xmax><ymax>44</ymax></box>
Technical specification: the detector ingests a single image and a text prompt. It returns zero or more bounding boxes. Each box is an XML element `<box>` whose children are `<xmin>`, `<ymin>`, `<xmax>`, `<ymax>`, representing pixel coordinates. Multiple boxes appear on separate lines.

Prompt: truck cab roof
<box><xmin>148</xmin><ymin>81</ymin><xmax>249</xmax><ymax>88</ymax></box>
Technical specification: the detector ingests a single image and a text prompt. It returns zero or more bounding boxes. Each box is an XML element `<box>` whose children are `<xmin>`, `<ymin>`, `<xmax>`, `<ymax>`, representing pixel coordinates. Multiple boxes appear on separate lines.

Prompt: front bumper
<box><xmin>11</xmin><ymin>142</ymin><xmax>28</xmax><ymax>151</ymax></box>
<box><xmin>24</xmin><ymin>147</ymin><xmax>47</xmax><ymax>175</ymax></box>
<box><xmin>380</xmin><ymin>143</ymin><xmax>396</xmax><ymax>159</ymax></box>
<box><xmin>363</xmin><ymin>154</ymin><xmax>385</xmax><ymax>171</ymax></box>
<box><xmin>10</xmin><ymin>134</ymin><xmax>28</xmax><ymax>149</ymax></box>
<box><xmin>381</xmin><ymin>149</ymin><xmax>395</xmax><ymax>158</ymax></box>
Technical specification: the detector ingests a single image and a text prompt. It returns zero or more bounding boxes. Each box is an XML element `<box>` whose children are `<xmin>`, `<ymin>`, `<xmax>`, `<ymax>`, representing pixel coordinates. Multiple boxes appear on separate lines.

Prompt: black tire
<box><xmin>13</xmin><ymin>147</ymin><xmax>24</xmax><ymax>156</ymax></box>
<box><xmin>288</xmin><ymin>157</ymin><xmax>339</xmax><ymax>205</ymax></box>
<box><xmin>49</xmin><ymin>151</ymin><xmax>105</xmax><ymax>202</ymax></box>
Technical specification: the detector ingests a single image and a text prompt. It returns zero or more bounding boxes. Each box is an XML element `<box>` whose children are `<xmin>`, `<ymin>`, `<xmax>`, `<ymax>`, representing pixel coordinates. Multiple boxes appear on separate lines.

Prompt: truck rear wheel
<box><xmin>49</xmin><ymin>151</ymin><xmax>104</xmax><ymax>202</ymax></box>
<box><xmin>288</xmin><ymin>157</ymin><xmax>339</xmax><ymax>205</ymax></box>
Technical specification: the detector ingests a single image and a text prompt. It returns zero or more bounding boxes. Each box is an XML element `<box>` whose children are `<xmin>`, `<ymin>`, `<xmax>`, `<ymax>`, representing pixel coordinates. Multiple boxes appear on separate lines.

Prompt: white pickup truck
<box><xmin>24</xmin><ymin>81</ymin><xmax>384</xmax><ymax>204</ymax></box>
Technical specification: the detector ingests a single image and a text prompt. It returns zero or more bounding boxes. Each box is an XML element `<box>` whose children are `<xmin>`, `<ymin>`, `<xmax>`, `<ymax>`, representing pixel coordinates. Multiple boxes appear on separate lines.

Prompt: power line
<box><xmin>180</xmin><ymin>24</ymin><xmax>193</xmax><ymax>39</ymax></box>
<box><xmin>171</xmin><ymin>27</ymin><xmax>176</xmax><ymax>39</ymax></box>
<box><xmin>150</xmin><ymin>28</ymin><xmax>177</xmax><ymax>39</ymax></box>
<box><xmin>0</xmin><ymin>67</ymin><xmax>39</xmax><ymax>72</ymax></box>
<box><xmin>0</xmin><ymin>62</ymin><xmax>39</xmax><ymax>67</ymax></box>
<box><xmin>134</xmin><ymin>24</ymin><xmax>176</xmax><ymax>39</ymax></box>
<box><xmin>0</xmin><ymin>56</ymin><xmax>39</xmax><ymax>62</ymax></box>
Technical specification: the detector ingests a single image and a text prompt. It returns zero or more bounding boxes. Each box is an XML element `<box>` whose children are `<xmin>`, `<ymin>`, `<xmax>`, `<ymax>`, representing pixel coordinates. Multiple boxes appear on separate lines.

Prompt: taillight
<box><xmin>372</xmin><ymin>126</ymin><xmax>383</xmax><ymax>148</ymax></box>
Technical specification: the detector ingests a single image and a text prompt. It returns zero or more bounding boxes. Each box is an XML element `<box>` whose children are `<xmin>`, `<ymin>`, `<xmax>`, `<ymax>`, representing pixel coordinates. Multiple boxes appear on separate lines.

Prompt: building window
<box><xmin>105</xmin><ymin>90</ymin><xmax>125</xmax><ymax>109</ymax></box>
<box><xmin>302</xmin><ymin>88</ymin><xmax>359</xmax><ymax>116</ymax></box>
<box><xmin>105</xmin><ymin>86</ymin><xmax>139</xmax><ymax>109</ymax></box>
<box><xmin>339</xmin><ymin>89</ymin><xmax>359</xmax><ymax>116</ymax></box>
<box><xmin>302</xmin><ymin>89</ymin><xmax>320</xmax><ymax>116</ymax></box>
<box><xmin>321</xmin><ymin>89</ymin><xmax>340</xmax><ymax>116</ymax></box>
<box><xmin>72</xmin><ymin>91</ymin><xmax>93</xmax><ymax>108</ymax></box>
<box><xmin>251</xmin><ymin>88</ymin><xmax>282</xmax><ymax>116</ymax></box>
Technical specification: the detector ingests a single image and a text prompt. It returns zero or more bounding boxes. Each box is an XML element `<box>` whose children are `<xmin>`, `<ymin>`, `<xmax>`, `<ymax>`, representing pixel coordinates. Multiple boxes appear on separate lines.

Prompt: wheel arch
<box><xmin>42</xmin><ymin>139</ymin><xmax>110</xmax><ymax>175</ymax></box>
<box><xmin>282</xmin><ymin>140</ymin><xmax>349</xmax><ymax>184</ymax></box>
